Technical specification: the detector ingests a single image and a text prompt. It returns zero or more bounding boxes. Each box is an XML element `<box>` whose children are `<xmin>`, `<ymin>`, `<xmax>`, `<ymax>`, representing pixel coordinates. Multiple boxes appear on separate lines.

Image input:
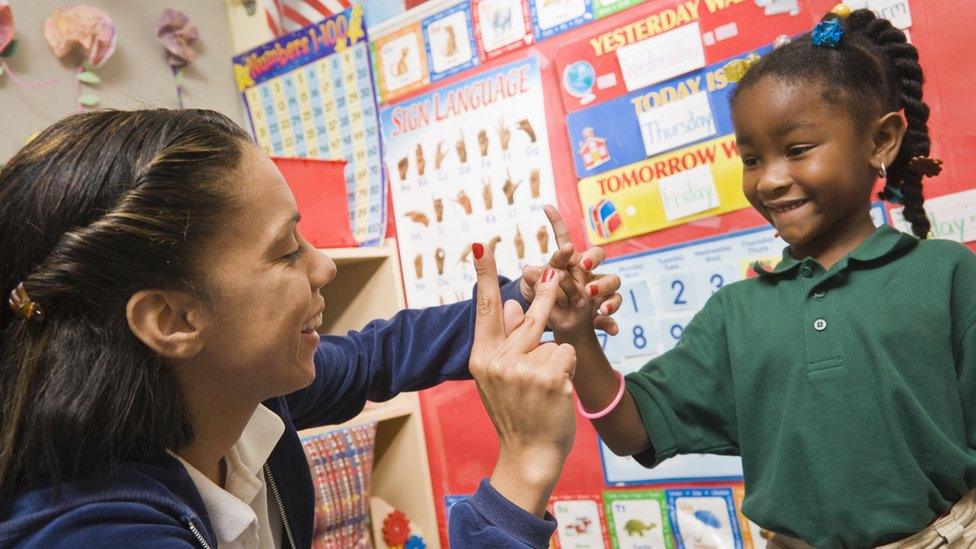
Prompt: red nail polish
<box><xmin>605</xmin><ymin>303</ymin><xmax>614</xmax><ymax>314</ymax></box>
<box><xmin>542</xmin><ymin>268</ymin><xmax>555</xmax><ymax>283</ymax></box>
<box><xmin>589</xmin><ymin>285</ymin><xmax>598</xmax><ymax>297</ymax></box>
<box><xmin>472</xmin><ymin>242</ymin><xmax>484</xmax><ymax>260</ymax></box>
<box><xmin>582</xmin><ymin>258</ymin><xmax>593</xmax><ymax>271</ymax></box>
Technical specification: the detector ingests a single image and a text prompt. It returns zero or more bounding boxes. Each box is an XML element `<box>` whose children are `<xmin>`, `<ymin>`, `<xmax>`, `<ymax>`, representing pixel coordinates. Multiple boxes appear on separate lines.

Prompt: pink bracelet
<box><xmin>576</xmin><ymin>370</ymin><xmax>626</xmax><ymax>420</ymax></box>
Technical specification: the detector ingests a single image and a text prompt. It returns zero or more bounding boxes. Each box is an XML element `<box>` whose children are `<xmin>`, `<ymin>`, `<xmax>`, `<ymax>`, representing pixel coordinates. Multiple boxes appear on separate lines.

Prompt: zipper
<box><xmin>265</xmin><ymin>462</ymin><xmax>298</xmax><ymax>549</ymax></box>
<box><xmin>186</xmin><ymin>519</ymin><xmax>213</xmax><ymax>549</ymax></box>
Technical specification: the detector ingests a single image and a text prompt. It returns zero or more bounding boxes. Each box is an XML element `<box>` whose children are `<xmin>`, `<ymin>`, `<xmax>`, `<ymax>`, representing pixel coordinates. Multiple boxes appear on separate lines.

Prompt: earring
<box><xmin>878</xmin><ymin>162</ymin><xmax>887</xmax><ymax>179</ymax></box>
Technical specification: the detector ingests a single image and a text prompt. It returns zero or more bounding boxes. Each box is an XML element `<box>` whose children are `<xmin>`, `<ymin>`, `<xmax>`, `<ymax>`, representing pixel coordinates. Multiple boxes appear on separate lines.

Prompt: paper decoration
<box><xmin>472</xmin><ymin>0</ymin><xmax>533</xmax><ymax>59</ymax></box>
<box><xmin>528</xmin><ymin>0</ymin><xmax>593</xmax><ymax>41</ymax></box>
<box><xmin>380</xmin><ymin>56</ymin><xmax>558</xmax><ymax>307</ymax></box>
<box><xmin>156</xmin><ymin>9</ymin><xmax>199</xmax><ymax>108</ymax></box>
<box><xmin>233</xmin><ymin>6</ymin><xmax>387</xmax><ymax>246</ymax></box>
<box><xmin>43</xmin><ymin>5</ymin><xmax>116</xmax><ymax>69</ymax></box>
<box><xmin>666</xmin><ymin>488</ymin><xmax>743</xmax><ymax>549</ymax></box>
<box><xmin>604</xmin><ymin>490</ymin><xmax>674</xmax><ymax>549</ymax></box>
<box><xmin>374</xmin><ymin>22</ymin><xmax>429</xmax><ymax>104</ymax></box>
<box><xmin>422</xmin><ymin>2</ymin><xmax>479</xmax><ymax>82</ymax></box>
<box><xmin>844</xmin><ymin>0</ymin><xmax>912</xmax><ymax>29</ymax></box>
<box><xmin>0</xmin><ymin>1</ymin><xmax>12</xmax><ymax>56</ymax></box>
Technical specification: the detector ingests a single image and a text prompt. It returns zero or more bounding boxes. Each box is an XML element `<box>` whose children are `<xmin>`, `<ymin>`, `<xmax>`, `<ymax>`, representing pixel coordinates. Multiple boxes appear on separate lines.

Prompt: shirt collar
<box><xmin>755</xmin><ymin>224</ymin><xmax>917</xmax><ymax>277</ymax></box>
<box><xmin>171</xmin><ymin>404</ymin><xmax>285</xmax><ymax>544</ymax></box>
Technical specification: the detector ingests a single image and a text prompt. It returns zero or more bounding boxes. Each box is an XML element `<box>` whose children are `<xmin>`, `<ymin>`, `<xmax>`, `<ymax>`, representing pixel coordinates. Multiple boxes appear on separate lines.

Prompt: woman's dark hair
<box><xmin>731</xmin><ymin>9</ymin><xmax>932</xmax><ymax>238</ymax></box>
<box><xmin>0</xmin><ymin>109</ymin><xmax>251</xmax><ymax>498</ymax></box>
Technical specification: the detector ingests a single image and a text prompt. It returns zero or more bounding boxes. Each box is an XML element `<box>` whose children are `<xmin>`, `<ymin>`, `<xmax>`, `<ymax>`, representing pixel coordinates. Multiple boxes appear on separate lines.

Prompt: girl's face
<box><xmin>733</xmin><ymin>76</ymin><xmax>879</xmax><ymax>260</ymax></box>
<box><xmin>189</xmin><ymin>144</ymin><xmax>337</xmax><ymax>402</ymax></box>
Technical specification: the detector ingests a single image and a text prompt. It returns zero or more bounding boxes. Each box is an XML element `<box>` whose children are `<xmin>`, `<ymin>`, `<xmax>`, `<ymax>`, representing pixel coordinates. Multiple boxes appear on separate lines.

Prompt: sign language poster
<box><xmin>380</xmin><ymin>56</ymin><xmax>558</xmax><ymax>307</ymax></box>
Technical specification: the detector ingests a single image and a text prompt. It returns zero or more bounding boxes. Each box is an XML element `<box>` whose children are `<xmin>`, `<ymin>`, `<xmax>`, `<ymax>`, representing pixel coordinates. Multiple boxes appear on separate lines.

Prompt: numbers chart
<box><xmin>233</xmin><ymin>7</ymin><xmax>386</xmax><ymax>245</ymax></box>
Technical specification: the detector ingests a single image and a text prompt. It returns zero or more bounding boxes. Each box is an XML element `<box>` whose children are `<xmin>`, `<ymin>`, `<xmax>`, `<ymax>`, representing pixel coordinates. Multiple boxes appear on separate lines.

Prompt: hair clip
<box><xmin>830</xmin><ymin>3</ymin><xmax>852</xmax><ymax>19</ymax></box>
<box><xmin>723</xmin><ymin>52</ymin><xmax>762</xmax><ymax>83</ymax></box>
<box><xmin>812</xmin><ymin>18</ymin><xmax>845</xmax><ymax>48</ymax></box>
<box><xmin>8</xmin><ymin>282</ymin><xmax>44</xmax><ymax>322</ymax></box>
<box><xmin>908</xmin><ymin>156</ymin><xmax>943</xmax><ymax>177</ymax></box>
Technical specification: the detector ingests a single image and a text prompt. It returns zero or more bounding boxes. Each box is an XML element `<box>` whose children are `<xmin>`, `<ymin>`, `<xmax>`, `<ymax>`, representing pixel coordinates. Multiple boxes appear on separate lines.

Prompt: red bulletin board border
<box><xmin>398</xmin><ymin>0</ymin><xmax>976</xmax><ymax>545</ymax></box>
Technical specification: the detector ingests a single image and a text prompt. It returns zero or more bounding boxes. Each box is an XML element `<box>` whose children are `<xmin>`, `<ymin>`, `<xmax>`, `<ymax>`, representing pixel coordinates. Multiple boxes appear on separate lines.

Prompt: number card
<box><xmin>667</xmin><ymin>488</ymin><xmax>743</xmax><ymax>549</ymax></box>
<box><xmin>604</xmin><ymin>490</ymin><xmax>674</xmax><ymax>549</ymax></box>
<box><xmin>232</xmin><ymin>6</ymin><xmax>386</xmax><ymax>246</ymax></box>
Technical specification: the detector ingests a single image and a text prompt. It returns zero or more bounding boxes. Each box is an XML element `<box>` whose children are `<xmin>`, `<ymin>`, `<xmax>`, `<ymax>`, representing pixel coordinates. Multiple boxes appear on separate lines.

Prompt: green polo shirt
<box><xmin>625</xmin><ymin>225</ymin><xmax>976</xmax><ymax>547</ymax></box>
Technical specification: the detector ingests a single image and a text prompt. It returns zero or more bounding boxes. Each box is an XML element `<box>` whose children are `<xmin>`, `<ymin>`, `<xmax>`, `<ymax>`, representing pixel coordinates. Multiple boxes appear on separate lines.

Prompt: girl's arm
<box><xmin>558</xmin><ymin>329</ymin><xmax>652</xmax><ymax>457</ymax></box>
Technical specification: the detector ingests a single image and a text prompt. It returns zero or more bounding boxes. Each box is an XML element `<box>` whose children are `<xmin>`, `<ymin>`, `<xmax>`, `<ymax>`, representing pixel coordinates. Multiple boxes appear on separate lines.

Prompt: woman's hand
<box><xmin>520</xmin><ymin>205</ymin><xmax>622</xmax><ymax>340</ymax></box>
<box><xmin>470</xmin><ymin>243</ymin><xmax>577</xmax><ymax>517</ymax></box>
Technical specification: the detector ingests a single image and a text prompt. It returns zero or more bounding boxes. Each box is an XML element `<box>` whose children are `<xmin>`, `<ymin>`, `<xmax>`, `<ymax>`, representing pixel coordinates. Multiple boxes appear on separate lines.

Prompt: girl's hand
<box><xmin>519</xmin><ymin>205</ymin><xmax>622</xmax><ymax>340</ymax></box>
<box><xmin>470</xmin><ymin>243</ymin><xmax>577</xmax><ymax>516</ymax></box>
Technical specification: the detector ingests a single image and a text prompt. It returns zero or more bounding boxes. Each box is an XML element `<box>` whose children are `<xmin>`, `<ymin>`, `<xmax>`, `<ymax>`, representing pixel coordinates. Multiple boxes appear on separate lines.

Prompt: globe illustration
<box><xmin>563</xmin><ymin>61</ymin><xmax>595</xmax><ymax>98</ymax></box>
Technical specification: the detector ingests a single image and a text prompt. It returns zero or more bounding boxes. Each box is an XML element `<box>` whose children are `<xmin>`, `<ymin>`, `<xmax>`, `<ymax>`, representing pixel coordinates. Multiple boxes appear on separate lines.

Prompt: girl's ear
<box><xmin>869</xmin><ymin>111</ymin><xmax>906</xmax><ymax>172</ymax></box>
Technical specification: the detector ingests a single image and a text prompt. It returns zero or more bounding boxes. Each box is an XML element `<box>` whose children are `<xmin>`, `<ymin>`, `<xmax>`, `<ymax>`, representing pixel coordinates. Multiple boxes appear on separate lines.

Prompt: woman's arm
<box><xmin>285</xmin><ymin>277</ymin><xmax>527</xmax><ymax>429</ymax></box>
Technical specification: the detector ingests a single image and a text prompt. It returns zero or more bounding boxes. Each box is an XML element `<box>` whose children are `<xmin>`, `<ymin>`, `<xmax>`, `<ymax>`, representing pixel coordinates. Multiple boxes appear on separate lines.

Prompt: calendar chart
<box><xmin>233</xmin><ymin>6</ymin><xmax>386</xmax><ymax>245</ymax></box>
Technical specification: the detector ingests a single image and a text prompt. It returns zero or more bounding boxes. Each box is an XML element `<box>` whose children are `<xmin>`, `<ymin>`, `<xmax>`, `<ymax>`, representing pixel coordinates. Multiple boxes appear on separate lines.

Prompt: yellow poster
<box><xmin>578</xmin><ymin>134</ymin><xmax>751</xmax><ymax>245</ymax></box>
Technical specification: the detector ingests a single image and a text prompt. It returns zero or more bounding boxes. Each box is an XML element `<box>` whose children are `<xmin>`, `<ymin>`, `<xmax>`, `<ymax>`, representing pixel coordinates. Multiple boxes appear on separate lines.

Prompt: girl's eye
<box><xmin>741</xmin><ymin>155</ymin><xmax>760</xmax><ymax>168</ymax></box>
<box><xmin>787</xmin><ymin>145</ymin><xmax>815</xmax><ymax>157</ymax></box>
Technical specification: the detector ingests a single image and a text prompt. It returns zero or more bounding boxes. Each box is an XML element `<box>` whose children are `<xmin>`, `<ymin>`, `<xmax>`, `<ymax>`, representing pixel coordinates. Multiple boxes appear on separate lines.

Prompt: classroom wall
<box><xmin>0</xmin><ymin>0</ymin><xmax>244</xmax><ymax>162</ymax></box>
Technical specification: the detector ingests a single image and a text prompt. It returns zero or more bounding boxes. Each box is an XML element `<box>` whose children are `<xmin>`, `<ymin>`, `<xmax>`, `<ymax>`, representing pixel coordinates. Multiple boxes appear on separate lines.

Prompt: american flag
<box><xmin>262</xmin><ymin>0</ymin><xmax>353</xmax><ymax>36</ymax></box>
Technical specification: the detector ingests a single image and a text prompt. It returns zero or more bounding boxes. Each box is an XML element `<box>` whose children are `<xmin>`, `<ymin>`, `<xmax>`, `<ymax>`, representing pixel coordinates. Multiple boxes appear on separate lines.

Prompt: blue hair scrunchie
<box><xmin>812</xmin><ymin>18</ymin><xmax>844</xmax><ymax>48</ymax></box>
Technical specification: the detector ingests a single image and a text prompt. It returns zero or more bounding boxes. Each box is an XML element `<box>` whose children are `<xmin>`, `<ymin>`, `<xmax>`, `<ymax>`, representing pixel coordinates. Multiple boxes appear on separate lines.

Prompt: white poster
<box><xmin>380</xmin><ymin>57</ymin><xmax>558</xmax><ymax>307</ymax></box>
<box><xmin>616</xmin><ymin>22</ymin><xmax>706</xmax><ymax>92</ymax></box>
<box><xmin>890</xmin><ymin>188</ymin><xmax>976</xmax><ymax>243</ymax></box>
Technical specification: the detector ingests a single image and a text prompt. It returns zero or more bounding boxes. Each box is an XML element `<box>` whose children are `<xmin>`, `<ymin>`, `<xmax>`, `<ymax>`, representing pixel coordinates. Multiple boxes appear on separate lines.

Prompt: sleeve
<box><xmin>13</xmin><ymin>503</ymin><xmax>203</xmax><ymax>549</ymax></box>
<box><xmin>447</xmin><ymin>479</ymin><xmax>557</xmax><ymax>548</ymax></box>
<box><xmin>286</xmin><ymin>277</ymin><xmax>530</xmax><ymax>430</ymax></box>
<box><xmin>951</xmin><ymin>247</ymin><xmax>976</xmax><ymax>450</ymax></box>
<box><xmin>624</xmin><ymin>291</ymin><xmax>739</xmax><ymax>467</ymax></box>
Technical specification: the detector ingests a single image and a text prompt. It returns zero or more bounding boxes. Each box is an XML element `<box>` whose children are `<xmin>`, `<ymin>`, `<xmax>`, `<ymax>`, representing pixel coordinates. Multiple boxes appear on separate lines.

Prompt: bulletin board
<box><xmin>368</xmin><ymin>0</ymin><xmax>976</xmax><ymax>546</ymax></box>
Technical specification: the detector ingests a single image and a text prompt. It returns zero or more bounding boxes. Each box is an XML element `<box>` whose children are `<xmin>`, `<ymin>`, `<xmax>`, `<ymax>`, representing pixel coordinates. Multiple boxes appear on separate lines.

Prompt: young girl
<box><xmin>553</xmin><ymin>6</ymin><xmax>976</xmax><ymax>547</ymax></box>
<box><xmin>0</xmin><ymin>109</ymin><xmax>620</xmax><ymax>548</ymax></box>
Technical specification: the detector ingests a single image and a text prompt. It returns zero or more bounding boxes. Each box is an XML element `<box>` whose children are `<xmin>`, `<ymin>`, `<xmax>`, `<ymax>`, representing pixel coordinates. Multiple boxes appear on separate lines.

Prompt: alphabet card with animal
<box><xmin>423</xmin><ymin>2</ymin><xmax>480</xmax><ymax>82</ymax></box>
<box><xmin>472</xmin><ymin>0</ymin><xmax>534</xmax><ymax>59</ymax></box>
<box><xmin>550</xmin><ymin>494</ymin><xmax>611</xmax><ymax>549</ymax></box>
<box><xmin>374</xmin><ymin>22</ymin><xmax>430</xmax><ymax>104</ymax></box>
<box><xmin>604</xmin><ymin>490</ymin><xmax>673</xmax><ymax>549</ymax></box>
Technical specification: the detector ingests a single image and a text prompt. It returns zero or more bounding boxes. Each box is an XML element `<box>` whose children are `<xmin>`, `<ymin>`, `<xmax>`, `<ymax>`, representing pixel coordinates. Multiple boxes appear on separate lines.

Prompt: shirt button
<box><xmin>801</xmin><ymin>267</ymin><xmax>813</xmax><ymax>277</ymax></box>
<box><xmin>813</xmin><ymin>318</ymin><xmax>827</xmax><ymax>331</ymax></box>
<box><xmin>812</xmin><ymin>290</ymin><xmax>826</xmax><ymax>299</ymax></box>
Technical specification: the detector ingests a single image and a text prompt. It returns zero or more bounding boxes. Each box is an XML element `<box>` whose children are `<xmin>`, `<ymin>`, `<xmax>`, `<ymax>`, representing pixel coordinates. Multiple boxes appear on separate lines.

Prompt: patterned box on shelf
<box><xmin>301</xmin><ymin>421</ymin><xmax>378</xmax><ymax>549</ymax></box>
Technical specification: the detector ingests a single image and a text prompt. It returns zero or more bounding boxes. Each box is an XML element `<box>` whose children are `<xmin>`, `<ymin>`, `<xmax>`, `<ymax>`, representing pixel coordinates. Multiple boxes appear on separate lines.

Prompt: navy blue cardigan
<box><xmin>0</xmin><ymin>279</ymin><xmax>556</xmax><ymax>548</ymax></box>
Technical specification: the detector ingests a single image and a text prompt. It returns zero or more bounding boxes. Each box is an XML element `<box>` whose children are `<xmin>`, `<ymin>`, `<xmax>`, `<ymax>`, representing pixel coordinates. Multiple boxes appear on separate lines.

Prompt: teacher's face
<box><xmin>190</xmin><ymin>144</ymin><xmax>337</xmax><ymax>401</ymax></box>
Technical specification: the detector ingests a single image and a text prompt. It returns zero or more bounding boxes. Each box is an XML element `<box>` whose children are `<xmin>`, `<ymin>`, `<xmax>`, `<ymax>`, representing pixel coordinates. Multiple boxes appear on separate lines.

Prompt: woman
<box><xmin>0</xmin><ymin>109</ymin><xmax>619</xmax><ymax>547</ymax></box>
